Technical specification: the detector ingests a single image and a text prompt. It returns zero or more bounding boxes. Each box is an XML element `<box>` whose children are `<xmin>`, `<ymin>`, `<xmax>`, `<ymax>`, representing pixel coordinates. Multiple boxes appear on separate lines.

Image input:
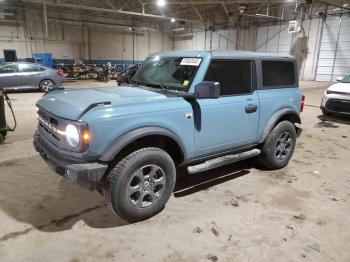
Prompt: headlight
<box><xmin>65</xmin><ymin>124</ymin><xmax>80</xmax><ymax>147</ymax></box>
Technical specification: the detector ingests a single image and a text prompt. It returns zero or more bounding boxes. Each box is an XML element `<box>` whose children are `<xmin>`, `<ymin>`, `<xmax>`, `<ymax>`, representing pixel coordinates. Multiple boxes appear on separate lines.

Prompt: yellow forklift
<box><xmin>0</xmin><ymin>88</ymin><xmax>16</xmax><ymax>144</ymax></box>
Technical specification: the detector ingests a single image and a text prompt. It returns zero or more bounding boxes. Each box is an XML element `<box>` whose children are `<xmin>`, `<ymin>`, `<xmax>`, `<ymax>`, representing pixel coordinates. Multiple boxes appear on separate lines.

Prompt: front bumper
<box><xmin>320</xmin><ymin>98</ymin><xmax>350</xmax><ymax>116</ymax></box>
<box><xmin>33</xmin><ymin>131</ymin><xmax>108</xmax><ymax>190</ymax></box>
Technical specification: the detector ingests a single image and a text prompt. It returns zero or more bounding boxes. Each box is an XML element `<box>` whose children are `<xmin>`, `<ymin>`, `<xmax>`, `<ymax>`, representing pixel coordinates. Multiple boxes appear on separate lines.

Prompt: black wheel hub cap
<box><xmin>275</xmin><ymin>131</ymin><xmax>292</xmax><ymax>160</ymax></box>
<box><xmin>127</xmin><ymin>165</ymin><xmax>166</xmax><ymax>208</ymax></box>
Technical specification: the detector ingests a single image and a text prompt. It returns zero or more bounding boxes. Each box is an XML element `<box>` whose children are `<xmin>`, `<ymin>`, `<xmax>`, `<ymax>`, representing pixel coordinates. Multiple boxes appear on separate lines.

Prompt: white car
<box><xmin>321</xmin><ymin>74</ymin><xmax>350</xmax><ymax>116</ymax></box>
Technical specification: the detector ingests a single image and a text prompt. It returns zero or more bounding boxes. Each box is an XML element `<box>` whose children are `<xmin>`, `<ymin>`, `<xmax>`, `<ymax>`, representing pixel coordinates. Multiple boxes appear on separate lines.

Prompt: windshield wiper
<box><xmin>135</xmin><ymin>81</ymin><xmax>195</xmax><ymax>99</ymax></box>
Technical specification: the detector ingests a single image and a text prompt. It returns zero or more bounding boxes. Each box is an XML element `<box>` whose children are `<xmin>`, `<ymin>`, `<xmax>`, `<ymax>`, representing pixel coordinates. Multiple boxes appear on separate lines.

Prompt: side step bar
<box><xmin>187</xmin><ymin>149</ymin><xmax>261</xmax><ymax>174</ymax></box>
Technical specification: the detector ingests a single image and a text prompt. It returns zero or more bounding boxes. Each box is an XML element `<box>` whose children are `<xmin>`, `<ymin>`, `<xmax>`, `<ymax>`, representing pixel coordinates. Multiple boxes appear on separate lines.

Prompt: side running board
<box><xmin>187</xmin><ymin>148</ymin><xmax>261</xmax><ymax>174</ymax></box>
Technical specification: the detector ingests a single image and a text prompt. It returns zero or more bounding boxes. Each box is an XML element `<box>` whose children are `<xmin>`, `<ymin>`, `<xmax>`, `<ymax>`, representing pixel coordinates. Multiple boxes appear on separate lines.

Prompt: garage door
<box><xmin>256</xmin><ymin>24</ymin><xmax>292</xmax><ymax>55</ymax></box>
<box><xmin>316</xmin><ymin>17</ymin><xmax>350</xmax><ymax>81</ymax></box>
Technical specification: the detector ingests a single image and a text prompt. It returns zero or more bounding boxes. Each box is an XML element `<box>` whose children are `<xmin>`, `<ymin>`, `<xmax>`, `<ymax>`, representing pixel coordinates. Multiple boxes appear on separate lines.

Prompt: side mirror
<box><xmin>194</xmin><ymin>81</ymin><xmax>220</xmax><ymax>99</ymax></box>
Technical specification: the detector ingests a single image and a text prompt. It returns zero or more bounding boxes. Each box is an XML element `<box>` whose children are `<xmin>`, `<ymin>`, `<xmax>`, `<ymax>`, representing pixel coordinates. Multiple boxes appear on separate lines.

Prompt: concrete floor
<box><xmin>0</xmin><ymin>80</ymin><xmax>349</xmax><ymax>262</ymax></box>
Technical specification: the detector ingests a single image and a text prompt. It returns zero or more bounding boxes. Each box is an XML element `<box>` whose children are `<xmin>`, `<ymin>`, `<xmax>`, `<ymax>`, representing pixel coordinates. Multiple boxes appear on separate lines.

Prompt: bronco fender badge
<box><xmin>186</xmin><ymin>112</ymin><xmax>193</xmax><ymax>119</ymax></box>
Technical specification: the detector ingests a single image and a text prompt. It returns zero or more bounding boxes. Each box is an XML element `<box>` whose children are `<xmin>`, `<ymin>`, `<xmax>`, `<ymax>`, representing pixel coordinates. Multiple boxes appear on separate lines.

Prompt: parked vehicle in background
<box><xmin>116</xmin><ymin>64</ymin><xmax>139</xmax><ymax>86</ymax></box>
<box><xmin>0</xmin><ymin>62</ymin><xmax>65</xmax><ymax>92</ymax></box>
<box><xmin>34</xmin><ymin>50</ymin><xmax>303</xmax><ymax>222</ymax></box>
<box><xmin>97</xmin><ymin>63</ymin><xmax>112</xmax><ymax>83</ymax></box>
<box><xmin>321</xmin><ymin>74</ymin><xmax>350</xmax><ymax>116</ymax></box>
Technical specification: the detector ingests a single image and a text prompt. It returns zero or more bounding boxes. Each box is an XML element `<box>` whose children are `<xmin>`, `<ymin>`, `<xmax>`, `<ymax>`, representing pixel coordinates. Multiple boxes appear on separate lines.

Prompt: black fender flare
<box><xmin>99</xmin><ymin>126</ymin><xmax>187</xmax><ymax>162</ymax></box>
<box><xmin>258</xmin><ymin>108</ymin><xmax>301</xmax><ymax>144</ymax></box>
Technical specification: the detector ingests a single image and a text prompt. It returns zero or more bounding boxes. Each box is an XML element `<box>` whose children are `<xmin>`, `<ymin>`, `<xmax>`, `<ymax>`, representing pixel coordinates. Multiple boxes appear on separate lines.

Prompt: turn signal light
<box><xmin>82</xmin><ymin>130</ymin><xmax>91</xmax><ymax>144</ymax></box>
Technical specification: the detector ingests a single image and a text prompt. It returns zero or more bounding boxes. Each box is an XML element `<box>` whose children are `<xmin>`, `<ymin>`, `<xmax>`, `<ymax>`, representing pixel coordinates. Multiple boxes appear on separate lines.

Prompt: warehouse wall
<box><xmin>315</xmin><ymin>16</ymin><xmax>350</xmax><ymax>81</ymax></box>
<box><xmin>254</xmin><ymin>20</ymin><xmax>322</xmax><ymax>81</ymax></box>
<box><xmin>255</xmin><ymin>23</ymin><xmax>292</xmax><ymax>55</ymax></box>
<box><xmin>0</xmin><ymin>20</ymin><xmax>171</xmax><ymax>64</ymax></box>
<box><xmin>172</xmin><ymin>29</ymin><xmax>237</xmax><ymax>51</ymax></box>
<box><xmin>1</xmin><ymin>9</ymin><xmax>349</xmax><ymax>81</ymax></box>
<box><xmin>297</xmin><ymin>18</ymin><xmax>323</xmax><ymax>81</ymax></box>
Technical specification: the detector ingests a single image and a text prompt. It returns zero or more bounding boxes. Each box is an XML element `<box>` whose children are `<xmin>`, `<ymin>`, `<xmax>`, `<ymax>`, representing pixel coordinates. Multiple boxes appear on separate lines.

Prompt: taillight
<box><xmin>300</xmin><ymin>95</ymin><xmax>305</xmax><ymax>112</ymax></box>
<box><xmin>57</xmin><ymin>69</ymin><xmax>65</xmax><ymax>77</ymax></box>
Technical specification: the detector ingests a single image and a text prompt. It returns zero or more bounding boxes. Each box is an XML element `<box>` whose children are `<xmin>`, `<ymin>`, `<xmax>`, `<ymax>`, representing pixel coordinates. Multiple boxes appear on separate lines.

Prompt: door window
<box><xmin>0</xmin><ymin>64</ymin><xmax>18</xmax><ymax>73</ymax></box>
<box><xmin>18</xmin><ymin>64</ymin><xmax>39</xmax><ymax>72</ymax></box>
<box><xmin>262</xmin><ymin>60</ymin><xmax>295</xmax><ymax>87</ymax></box>
<box><xmin>204</xmin><ymin>60</ymin><xmax>253</xmax><ymax>96</ymax></box>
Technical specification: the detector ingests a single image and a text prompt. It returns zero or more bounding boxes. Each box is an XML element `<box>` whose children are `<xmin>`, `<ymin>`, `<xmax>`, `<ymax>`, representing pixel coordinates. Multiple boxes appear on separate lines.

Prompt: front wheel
<box><xmin>258</xmin><ymin>121</ymin><xmax>297</xmax><ymax>170</ymax></box>
<box><xmin>39</xmin><ymin>80</ymin><xmax>56</xmax><ymax>92</ymax></box>
<box><xmin>104</xmin><ymin>147</ymin><xmax>176</xmax><ymax>222</ymax></box>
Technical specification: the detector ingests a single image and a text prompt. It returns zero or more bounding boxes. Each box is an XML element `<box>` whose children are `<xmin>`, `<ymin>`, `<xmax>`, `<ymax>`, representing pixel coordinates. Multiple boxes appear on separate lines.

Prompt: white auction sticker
<box><xmin>180</xmin><ymin>58</ymin><xmax>202</xmax><ymax>66</ymax></box>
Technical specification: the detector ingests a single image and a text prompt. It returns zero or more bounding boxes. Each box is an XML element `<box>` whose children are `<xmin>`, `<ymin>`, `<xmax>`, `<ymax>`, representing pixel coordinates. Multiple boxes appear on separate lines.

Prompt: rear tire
<box><xmin>258</xmin><ymin>121</ymin><xmax>296</xmax><ymax>170</ymax></box>
<box><xmin>39</xmin><ymin>80</ymin><xmax>56</xmax><ymax>92</ymax></box>
<box><xmin>0</xmin><ymin>133</ymin><xmax>4</xmax><ymax>144</ymax></box>
<box><xmin>104</xmin><ymin>147</ymin><xmax>176</xmax><ymax>222</ymax></box>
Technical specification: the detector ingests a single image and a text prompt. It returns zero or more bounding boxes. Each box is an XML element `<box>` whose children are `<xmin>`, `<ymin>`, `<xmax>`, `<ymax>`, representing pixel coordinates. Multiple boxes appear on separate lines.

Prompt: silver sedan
<box><xmin>0</xmin><ymin>62</ymin><xmax>65</xmax><ymax>92</ymax></box>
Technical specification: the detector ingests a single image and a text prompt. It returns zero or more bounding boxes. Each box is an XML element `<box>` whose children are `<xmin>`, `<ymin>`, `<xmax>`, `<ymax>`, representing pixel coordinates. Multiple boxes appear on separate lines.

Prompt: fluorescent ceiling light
<box><xmin>172</xmin><ymin>27</ymin><xmax>185</xmax><ymax>32</ymax></box>
<box><xmin>156</xmin><ymin>0</ymin><xmax>166</xmax><ymax>8</ymax></box>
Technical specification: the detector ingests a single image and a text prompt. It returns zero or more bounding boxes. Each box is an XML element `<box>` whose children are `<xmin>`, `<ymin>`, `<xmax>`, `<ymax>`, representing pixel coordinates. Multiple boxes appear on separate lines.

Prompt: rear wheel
<box><xmin>39</xmin><ymin>80</ymin><xmax>56</xmax><ymax>92</ymax></box>
<box><xmin>104</xmin><ymin>147</ymin><xmax>176</xmax><ymax>222</ymax></box>
<box><xmin>258</xmin><ymin>121</ymin><xmax>296</xmax><ymax>170</ymax></box>
<box><xmin>0</xmin><ymin>133</ymin><xmax>4</xmax><ymax>144</ymax></box>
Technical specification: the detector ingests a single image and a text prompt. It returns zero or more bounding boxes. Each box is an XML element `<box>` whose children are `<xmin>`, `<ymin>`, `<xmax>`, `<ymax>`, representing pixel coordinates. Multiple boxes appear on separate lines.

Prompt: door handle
<box><xmin>245</xmin><ymin>104</ymin><xmax>258</xmax><ymax>113</ymax></box>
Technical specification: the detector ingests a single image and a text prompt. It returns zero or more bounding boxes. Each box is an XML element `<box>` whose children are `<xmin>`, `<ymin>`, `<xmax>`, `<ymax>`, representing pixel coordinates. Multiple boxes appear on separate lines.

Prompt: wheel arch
<box><xmin>259</xmin><ymin>108</ymin><xmax>301</xmax><ymax>144</ymax></box>
<box><xmin>99</xmin><ymin>127</ymin><xmax>187</xmax><ymax>165</ymax></box>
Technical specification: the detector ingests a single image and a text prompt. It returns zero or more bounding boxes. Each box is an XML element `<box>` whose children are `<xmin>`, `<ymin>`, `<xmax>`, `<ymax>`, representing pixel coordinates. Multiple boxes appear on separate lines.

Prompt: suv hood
<box><xmin>36</xmin><ymin>85</ymin><xmax>167</xmax><ymax>120</ymax></box>
<box><xmin>328</xmin><ymin>82</ymin><xmax>350</xmax><ymax>93</ymax></box>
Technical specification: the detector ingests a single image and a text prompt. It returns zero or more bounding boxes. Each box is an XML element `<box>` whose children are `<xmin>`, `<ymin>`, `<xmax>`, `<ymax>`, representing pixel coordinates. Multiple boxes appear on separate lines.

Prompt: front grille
<box><xmin>325</xmin><ymin>99</ymin><xmax>350</xmax><ymax>114</ymax></box>
<box><xmin>37</xmin><ymin>109</ymin><xmax>61</xmax><ymax>141</ymax></box>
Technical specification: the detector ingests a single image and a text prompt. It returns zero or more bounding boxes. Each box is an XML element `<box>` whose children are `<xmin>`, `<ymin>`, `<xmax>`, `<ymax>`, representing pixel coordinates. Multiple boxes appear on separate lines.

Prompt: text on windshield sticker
<box><xmin>180</xmin><ymin>58</ymin><xmax>202</xmax><ymax>66</ymax></box>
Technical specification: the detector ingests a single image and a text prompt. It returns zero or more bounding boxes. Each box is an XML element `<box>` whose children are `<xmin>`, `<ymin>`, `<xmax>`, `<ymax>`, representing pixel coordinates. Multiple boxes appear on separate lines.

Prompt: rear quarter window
<box><xmin>262</xmin><ymin>60</ymin><xmax>296</xmax><ymax>87</ymax></box>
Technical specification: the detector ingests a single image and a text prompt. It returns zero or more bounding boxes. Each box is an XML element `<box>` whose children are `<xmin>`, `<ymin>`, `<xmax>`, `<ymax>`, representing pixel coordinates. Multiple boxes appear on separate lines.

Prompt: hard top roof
<box><xmin>151</xmin><ymin>50</ymin><xmax>294</xmax><ymax>60</ymax></box>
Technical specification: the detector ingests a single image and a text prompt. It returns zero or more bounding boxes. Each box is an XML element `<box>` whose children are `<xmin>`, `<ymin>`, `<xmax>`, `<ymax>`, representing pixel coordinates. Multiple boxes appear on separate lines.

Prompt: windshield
<box><xmin>342</xmin><ymin>74</ymin><xmax>350</xmax><ymax>83</ymax></box>
<box><xmin>133</xmin><ymin>56</ymin><xmax>202</xmax><ymax>91</ymax></box>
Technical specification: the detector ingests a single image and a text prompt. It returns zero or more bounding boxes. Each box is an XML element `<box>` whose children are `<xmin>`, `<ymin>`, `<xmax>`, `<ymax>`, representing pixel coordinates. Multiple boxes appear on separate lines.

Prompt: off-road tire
<box><xmin>104</xmin><ymin>147</ymin><xmax>176</xmax><ymax>222</ymax></box>
<box><xmin>258</xmin><ymin>120</ymin><xmax>297</xmax><ymax>170</ymax></box>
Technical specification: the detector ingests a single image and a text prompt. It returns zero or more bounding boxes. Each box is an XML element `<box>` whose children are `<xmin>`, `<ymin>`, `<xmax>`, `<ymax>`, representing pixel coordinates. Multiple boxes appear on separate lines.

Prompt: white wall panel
<box><xmin>173</xmin><ymin>29</ymin><xmax>236</xmax><ymax>51</ymax></box>
<box><xmin>300</xmin><ymin>18</ymin><xmax>322</xmax><ymax>80</ymax></box>
<box><xmin>255</xmin><ymin>24</ymin><xmax>292</xmax><ymax>55</ymax></box>
<box><xmin>316</xmin><ymin>17</ymin><xmax>350</xmax><ymax>81</ymax></box>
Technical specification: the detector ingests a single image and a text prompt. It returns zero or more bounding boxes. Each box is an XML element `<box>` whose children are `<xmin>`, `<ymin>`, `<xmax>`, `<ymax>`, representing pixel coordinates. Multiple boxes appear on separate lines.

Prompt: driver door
<box><xmin>194</xmin><ymin>59</ymin><xmax>260</xmax><ymax>157</ymax></box>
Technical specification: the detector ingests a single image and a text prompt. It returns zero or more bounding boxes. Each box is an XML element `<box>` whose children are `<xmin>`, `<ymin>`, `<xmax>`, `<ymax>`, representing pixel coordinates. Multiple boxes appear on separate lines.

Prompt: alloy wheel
<box><xmin>127</xmin><ymin>165</ymin><xmax>166</xmax><ymax>208</ymax></box>
<box><xmin>275</xmin><ymin>131</ymin><xmax>292</xmax><ymax>160</ymax></box>
<box><xmin>41</xmin><ymin>80</ymin><xmax>55</xmax><ymax>92</ymax></box>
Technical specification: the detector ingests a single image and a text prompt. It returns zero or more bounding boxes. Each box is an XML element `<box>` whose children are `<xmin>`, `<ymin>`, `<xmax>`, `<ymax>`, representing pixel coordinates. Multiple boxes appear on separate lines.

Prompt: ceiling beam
<box><xmin>143</xmin><ymin>1</ymin><xmax>295</xmax><ymax>4</ymax></box>
<box><xmin>222</xmin><ymin>3</ymin><xmax>235</xmax><ymax>27</ymax></box>
<box><xmin>105</xmin><ymin>0</ymin><xmax>117</xmax><ymax>10</ymax></box>
<box><xmin>20</xmin><ymin>0</ymin><xmax>200</xmax><ymax>23</ymax></box>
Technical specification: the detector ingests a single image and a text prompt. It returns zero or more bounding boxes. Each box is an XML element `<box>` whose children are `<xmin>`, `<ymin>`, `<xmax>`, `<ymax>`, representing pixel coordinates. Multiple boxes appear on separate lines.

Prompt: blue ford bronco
<box><xmin>34</xmin><ymin>50</ymin><xmax>304</xmax><ymax>222</ymax></box>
